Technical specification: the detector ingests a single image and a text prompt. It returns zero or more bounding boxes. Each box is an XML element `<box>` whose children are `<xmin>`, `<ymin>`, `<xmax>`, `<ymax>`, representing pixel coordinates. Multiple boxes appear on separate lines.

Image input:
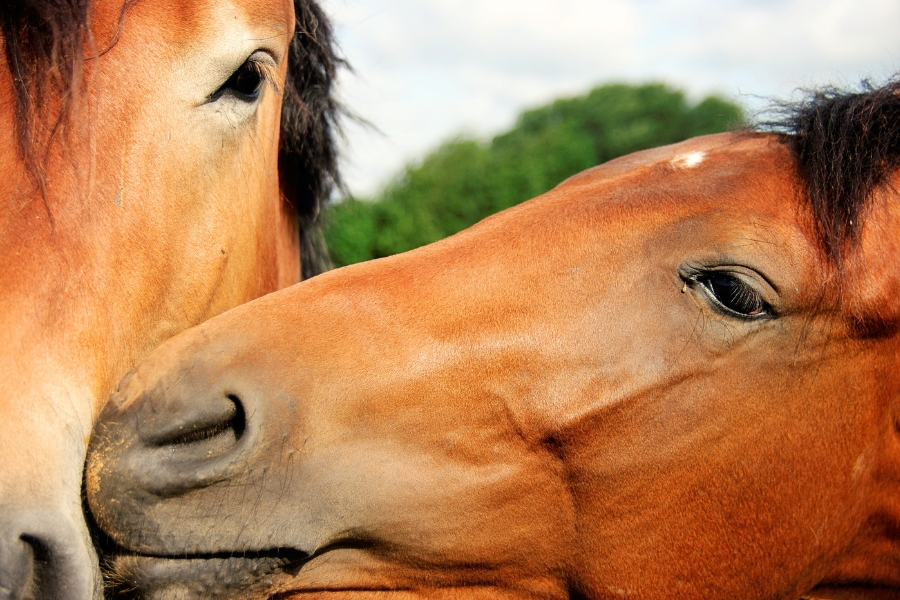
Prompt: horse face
<box><xmin>0</xmin><ymin>1</ymin><xmax>299</xmax><ymax>597</ymax></box>
<box><xmin>87</xmin><ymin>133</ymin><xmax>900</xmax><ymax>599</ymax></box>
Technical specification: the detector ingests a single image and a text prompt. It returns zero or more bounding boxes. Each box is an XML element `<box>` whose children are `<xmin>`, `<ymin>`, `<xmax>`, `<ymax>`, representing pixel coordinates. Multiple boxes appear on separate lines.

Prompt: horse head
<box><xmin>0</xmin><ymin>1</ymin><xmax>340</xmax><ymax>597</ymax></box>
<box><xmin>86</xmin><ymin>82</ymin><xmax>900</xmax><ymax>598</ymax></box>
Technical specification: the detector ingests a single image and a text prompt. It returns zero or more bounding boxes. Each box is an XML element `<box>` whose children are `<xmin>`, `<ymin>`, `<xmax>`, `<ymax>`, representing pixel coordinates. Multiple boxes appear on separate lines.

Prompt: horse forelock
<box><xmin>0</xmin><ymin>0</ymin><xmax>92</xmax><ymax>194</ymax></box>
<box><xmin>765</xmin><ymin>76</ymin><xmax>900</xmax><ymax>264</ymax></box>
<box><xmin>0</xmin><ymin>0</ymin><xmax>343</xmax><ymax>279</ymax></box>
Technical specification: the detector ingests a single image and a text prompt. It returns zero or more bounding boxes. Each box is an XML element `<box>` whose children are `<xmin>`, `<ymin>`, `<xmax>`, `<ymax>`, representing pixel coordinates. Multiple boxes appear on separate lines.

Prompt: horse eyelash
<box><xmin>207</xmin><ymin>57</ymin><xmax>280</xmax><ymax>104</ymax></box>
<box><xmin>246</xmin><ymin>58</ymin><xmax>280</xmax><ymax>94</ymax></box>
<box><xmin>684</xmin><ymin>270</ymin><xmax>774</xmax><ymax>319</ymax></box>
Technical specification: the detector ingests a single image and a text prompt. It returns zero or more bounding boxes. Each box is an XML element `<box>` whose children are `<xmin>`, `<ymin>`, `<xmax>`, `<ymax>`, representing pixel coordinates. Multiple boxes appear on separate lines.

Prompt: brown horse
<box><xmin>87</xmin><ymin>80</ymin><xmax>900</xmax><ymax>599</ymax></box>
<box><xmin>0</xmin><ymin>1</ymin><xmax>340</xmax><ymax>598</ymax></box>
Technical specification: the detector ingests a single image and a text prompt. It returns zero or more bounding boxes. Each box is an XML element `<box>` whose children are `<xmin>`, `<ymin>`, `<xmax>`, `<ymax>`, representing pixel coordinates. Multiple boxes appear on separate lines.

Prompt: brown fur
<box><xmin>0</xmin><ymin>0</ymin><xmax>341</xmax><ymax>275</ymax></box>
<box><xmin>87</xmin><ymin>131</ymin><xmax>900</xmax><ymax>599</ymax></box>
<box><xmin>0</xmin><ymin>1</ymin><xmax>340</xmax><ymax>597</ymax></box>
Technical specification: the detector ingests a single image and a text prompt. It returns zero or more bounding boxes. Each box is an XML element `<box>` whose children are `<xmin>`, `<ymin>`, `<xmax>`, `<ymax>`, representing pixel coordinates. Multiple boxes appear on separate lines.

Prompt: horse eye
<box><xmin>213</xmin><ymin>61</ymin><xmax>264</xmax><ymax>101</ymax></box>
<box><xmin>697</xmin><ymin>273</ymin><xmax>770</xmax><ymax>317</ymax></box>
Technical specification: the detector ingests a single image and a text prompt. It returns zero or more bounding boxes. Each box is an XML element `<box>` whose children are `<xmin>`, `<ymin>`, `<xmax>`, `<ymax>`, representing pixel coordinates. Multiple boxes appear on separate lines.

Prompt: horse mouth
<box><xmin>101</xmin><ymin>548</ymin><xmax>308</xmax><ymax>599</ymax></box>
<box><xmin>802</xmin><ymin>584</ymin><xmax>900</xmax><ymax>600</ymax></box>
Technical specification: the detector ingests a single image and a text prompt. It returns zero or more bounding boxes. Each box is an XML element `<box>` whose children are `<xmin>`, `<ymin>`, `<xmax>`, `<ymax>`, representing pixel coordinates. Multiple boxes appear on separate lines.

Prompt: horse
<box><xmin>0</xmin><ymin>1</ymin><xmax>341</xmax><ymax>598</ymax></box>
<box><xmin>86</xmin><ymin>79</ymin><xmax>900</xmax><ymax>600</ymax></box>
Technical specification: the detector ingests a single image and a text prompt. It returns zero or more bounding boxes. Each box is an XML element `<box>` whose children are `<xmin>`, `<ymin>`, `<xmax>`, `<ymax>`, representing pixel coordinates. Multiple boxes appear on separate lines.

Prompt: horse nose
<box><xmin>86</xmin><ymin>365</ymin><xmax>262</xmax><ymax>545</ymax></box>
<box><xmin>0</xmin><ymin>508</ymin><xmax>97</xmax><ymax>599</ymax></box>
<box><xmin>91</xmin><ymin>386</ymin><xmax>250</xmax><ymax>498</ymax></box>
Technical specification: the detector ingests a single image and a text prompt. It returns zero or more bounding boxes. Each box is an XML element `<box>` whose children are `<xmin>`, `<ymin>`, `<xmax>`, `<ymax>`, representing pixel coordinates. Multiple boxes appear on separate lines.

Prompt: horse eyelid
<box><xmin>207</xmin><ymin>56</ymin><xmax>279</xmax><ymax>104</ymax></box>
<box><xmin>246</xmin><ymin>58</ymin><xmax>280</xmax><ymax>94</ymax></box>
<box><xmin>683</xmin><ymin>271</ymin><xmax>774</xmax><ymax>320</ymax></box>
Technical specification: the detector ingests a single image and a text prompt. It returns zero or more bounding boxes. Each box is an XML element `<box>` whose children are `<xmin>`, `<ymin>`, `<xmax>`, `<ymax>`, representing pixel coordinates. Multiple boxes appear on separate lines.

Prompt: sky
<box><xmin>320</xmin><ymin>0</ymin><xmax>900</xmax><ymax>197</ymax></box>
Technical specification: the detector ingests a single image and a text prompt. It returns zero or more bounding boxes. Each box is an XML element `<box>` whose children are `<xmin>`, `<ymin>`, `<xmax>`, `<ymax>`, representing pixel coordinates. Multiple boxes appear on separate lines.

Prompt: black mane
<box><xmin>764</xmin><ymin>76</ymin><xmax>900</xmax><ymax>262</ymax></box>
<box><xmin>280</xmin><ymin>0</ymin><xmax>343</xmax><ymax>278</ymax></box>
<box><xmin>0</xmin><ymin>0</ymin><xmax>342</xmax><ymax>278</ymax></box>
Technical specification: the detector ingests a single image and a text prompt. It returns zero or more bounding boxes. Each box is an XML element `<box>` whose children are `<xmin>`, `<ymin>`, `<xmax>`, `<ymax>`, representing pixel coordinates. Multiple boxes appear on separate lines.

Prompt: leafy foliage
<box><xmin>326</xmin><ymin>83</ymin><xmax>743</xmax><ymax>266</ymax></box>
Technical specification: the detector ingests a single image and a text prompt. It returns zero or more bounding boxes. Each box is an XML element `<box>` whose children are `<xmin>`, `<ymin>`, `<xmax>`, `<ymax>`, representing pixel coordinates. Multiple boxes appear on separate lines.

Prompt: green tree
<box><xmin>326</xmin><ymin>83</ymin><xmax>743</xmax><ymax>267</ymax></box>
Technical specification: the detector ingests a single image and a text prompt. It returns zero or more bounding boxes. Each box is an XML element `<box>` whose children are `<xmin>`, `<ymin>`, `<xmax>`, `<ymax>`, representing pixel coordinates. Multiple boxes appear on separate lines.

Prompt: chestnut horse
<box><xmin>88</xmin><ymin>81</ymin><xmax>900</xmax><ymax>599</ymax></box>
<box><xmin>0</xmin><ymin>1</ymin><xmax>340</xmax><ymax>598</ymax></box>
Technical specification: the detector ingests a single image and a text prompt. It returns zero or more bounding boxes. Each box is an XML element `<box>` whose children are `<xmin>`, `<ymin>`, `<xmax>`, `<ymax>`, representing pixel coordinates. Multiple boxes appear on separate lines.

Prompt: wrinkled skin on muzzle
<box><xmin>87</xmin><ymin>133</ymin><xmax>900</xmax><ymax>600</ymax></box>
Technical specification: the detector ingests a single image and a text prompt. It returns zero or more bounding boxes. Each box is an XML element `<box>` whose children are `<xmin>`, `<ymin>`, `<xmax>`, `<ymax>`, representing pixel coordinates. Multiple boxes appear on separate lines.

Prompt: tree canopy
<box><xmin>325</xmin><ymin>83</ymin><xmax>743</xmax><ymax>267</ymax></box>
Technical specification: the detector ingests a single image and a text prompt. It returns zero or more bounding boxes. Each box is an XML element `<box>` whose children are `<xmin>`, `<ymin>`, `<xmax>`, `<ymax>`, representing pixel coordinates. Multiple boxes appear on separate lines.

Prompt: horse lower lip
<box><xmin>104</xmin><ymin>550</ymin><xmax>306</xmax><ymax>598</ymax></box>
<box><xmin>805</xmin><ymin>584</ymin><xmax>900</xmax><ymax>598</ymax></box>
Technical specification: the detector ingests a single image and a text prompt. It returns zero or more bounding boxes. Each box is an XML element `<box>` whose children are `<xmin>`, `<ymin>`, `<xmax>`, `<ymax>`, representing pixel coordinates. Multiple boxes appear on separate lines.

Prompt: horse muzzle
<box><xmin>86</xmin><ymin>362</ymin><xmax>268</xmax><ymax>554</ymax></box>
<box><xmin>84</xmin><ymin>340</ymin><xmax>318</xmax><ymax>597</ymax></box>
<box><xmin>0</xmin><ymin>507</ymin><xmax>99</xmax><ymax>600</ymax></box>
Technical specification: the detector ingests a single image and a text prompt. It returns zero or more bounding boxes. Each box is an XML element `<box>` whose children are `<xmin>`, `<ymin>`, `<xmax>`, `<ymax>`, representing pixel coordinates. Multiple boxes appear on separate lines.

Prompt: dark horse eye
<box><xmin>697</xmin><ymin>273</ymin><xmax>769</xmax><ymax>317</ymax></box>
<box><xmin>212</xmin><ymin>60</ymin><xmax>264</xmax><ymax>101</ymax></box>
<box><xmin>225</xmin><ymin>62</ymin><xmax>263</xmax><ymax>97</ymax></box>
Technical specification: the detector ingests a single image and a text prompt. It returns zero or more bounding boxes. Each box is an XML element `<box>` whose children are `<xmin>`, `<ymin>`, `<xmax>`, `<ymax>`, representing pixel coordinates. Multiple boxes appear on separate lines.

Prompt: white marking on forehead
<box><xmin>671</xmin><ymin>151</ymin><xmax>706</xmax><ymax>168</ymax></box>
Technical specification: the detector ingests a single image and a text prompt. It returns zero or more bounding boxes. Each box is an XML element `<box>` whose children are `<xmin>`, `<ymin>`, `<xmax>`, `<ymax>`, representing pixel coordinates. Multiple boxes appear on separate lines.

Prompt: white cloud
<box><xmin>323</xmin><ymin>0</ymin><xmax>900</xmax><ymax>197</ymax></box>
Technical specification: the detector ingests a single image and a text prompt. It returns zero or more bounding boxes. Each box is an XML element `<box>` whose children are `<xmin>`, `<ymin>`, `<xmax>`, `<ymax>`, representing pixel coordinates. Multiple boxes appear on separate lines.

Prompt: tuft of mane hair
<box><xmin>0</xmin><ymin>0</ymin><xmax>92</xmax><ymax>194</ymax></box>
<box><xmin>0</xmin><ymin>0</ymin><xmax>343</xmax><ymax>279</ymax></box>
<box><xmin>764</xmin><ymin>76</ymin><xmax>900</xmax><ymax>262</ymax></box>
<box><xmin>280</xmin><ymin>0</ymin><xmax>344</xmax><ymax>279</ymax></box>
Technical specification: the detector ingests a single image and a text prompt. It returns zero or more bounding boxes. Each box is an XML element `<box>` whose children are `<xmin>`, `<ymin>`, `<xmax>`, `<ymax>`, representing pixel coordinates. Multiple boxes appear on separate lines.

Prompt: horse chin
<box><xmin>102</xmin><ymin>550</ymin><xmax>307</xmax><ymax>599</ymax></box>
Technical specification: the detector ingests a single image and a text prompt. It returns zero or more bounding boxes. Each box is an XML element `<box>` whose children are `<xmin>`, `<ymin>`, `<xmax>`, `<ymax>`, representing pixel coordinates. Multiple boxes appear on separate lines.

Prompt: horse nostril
<box><xmin>87</xmin><ymin>381</ymin><xmax>264</xmax><ymax>532</ymax></box>
<box><xmin>0</xmin><ymin>513</ymin><xmax>96</xmax><ymax>600</ymax></box>
<box><xmin>95</xmin><ymin>391</ymin><xmax>256</xmax><ymax>498</ymax></box>
<box><xmin>0</xmin><ymin>537</ymin><xmax>36</xmax><ymax>600</ymax></box>
<box><xmin>158</xmin><ymin>394</ymin><xmax>246</xmax><ymax>449</ymax></box>
<box><xmin>138</xmin><ymin>393</ymin><xmax>247</xmax><ymax>464</ymax></box>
